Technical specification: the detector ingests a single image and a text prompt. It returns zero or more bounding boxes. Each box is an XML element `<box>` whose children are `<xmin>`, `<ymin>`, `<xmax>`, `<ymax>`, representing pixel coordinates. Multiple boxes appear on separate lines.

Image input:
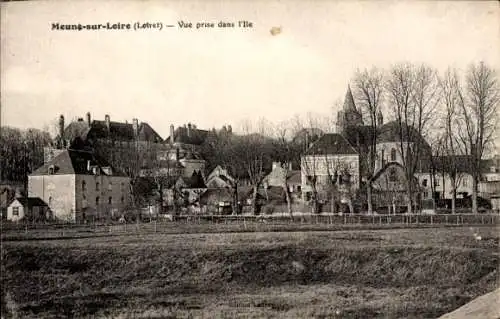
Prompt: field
<box><xmin>1</xmin><ymin>225</ymin><xmax>499</xmax><ymax>318</ymax></box>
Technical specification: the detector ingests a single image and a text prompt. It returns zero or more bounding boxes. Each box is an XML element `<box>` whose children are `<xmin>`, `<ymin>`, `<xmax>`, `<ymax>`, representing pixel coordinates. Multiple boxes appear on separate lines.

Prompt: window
<box><xmin>381</xmin><ymin>149</ymin><xmax>385</xmax><ymax>164</ymax></box>
<box><xmin>121</xmin><ymin>182</ymin><xmax>125</xmax><ymax>192</ymax></box>
<box><xmin>462</xmin><ymin>178</ymin><xmax>468</xmax><ymax>186</ymax></box>
<box><xmin>423</xmin><ymin>192</ymin><xmax>429</xmax><ymax>198</ymax></box>
<box><xmin>389</xmin><ymin>168</ymin><xmax>398</xmax><ymax>182</ymax></box>
<box><xmin>82</xmin><ymin>180</ymin><xmax>87</xmax><ymax>192</ymax></box>
<box><xmin>121</xmin><ymin>196</ymin><xmax>125</xmax><ymax>204</ymax></box>
<box><xmin>422</xmin><ymin>179</ymin><xmax>428</xmax><ymax>187</ymax></box>
<box><xmin>12</xmin><ymin>207</ymin><xmax>19</xmax><ymax>216</ymax></box>
<box><xmin>108</xmin><ymin>182</ymin><xmax>113</xmax><ymax>191</ymax></box>
<box><xmin>108</xmin><ymin>196</ymin><xmax>112</xmax><ymax>204</ymax></box>
<box><xmin>435</xmin><ymin>179</ymin><xmax>440</xmax><ymax>186</ymax></box>
<box><xmin>96</xmin><ymin>182</ymin><xmax>100</xmax><ymax>191</ymax></box>
<box><xmin>390</xmin><ymin>148</ymin><xmax>397</xmax><ymax>161</ymax></box>
<box><xmin>96</xmin><ymin>196</ymin><xmax>100</xmax><ymax>206</ymax></box>
<box><xmin>297</xmin><ymin>185</ymin><xmax>302</xmax><ymax>193</ymax></box>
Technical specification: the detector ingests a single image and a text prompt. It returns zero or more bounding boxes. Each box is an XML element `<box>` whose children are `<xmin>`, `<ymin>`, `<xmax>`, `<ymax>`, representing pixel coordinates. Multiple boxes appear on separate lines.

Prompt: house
<box><xmin>206</xmin><ymin>165</ymin><xmax>236</xmax><ymax>188</ymax></box>
<box><xmin>0</xmin><ymin>183</ymin><xmax>21</xmax><ymax>219</ymax></box>
<box><xmin>301</xmin><ymin>132</ymin><xmax>360</xmax><ymax>202</ymax></box>
<box><xmin>28</xmin><ymin>149</ymin><xmax>131</xmax><ymax>223</ymax></box>
<box><xmin>7</xmin><ymin>197</ymin><xmax>49</xmax><ymax>222</ymax></box>
<box><xmin>263</xmin><ymin>162</ymin><xmax>302</xmax><ymax>199</ymax></box>
<box><xmin>199</xmin><ymin>188</ymin><xmax>234</xmax><ymax>214</ymax></box>
<box><xmin>44</xmin><ymin>113</ymin><xmax>164</xmax><ymax>165</ymax></box>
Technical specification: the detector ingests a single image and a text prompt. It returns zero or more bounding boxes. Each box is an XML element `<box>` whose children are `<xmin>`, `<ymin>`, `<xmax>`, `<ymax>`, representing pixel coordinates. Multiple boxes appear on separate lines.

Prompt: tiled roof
<box><xmin>305</xmin><ymin>133</ymin><xmax>358</xmax><ymax>155</ymax></box>
<box><xmin>30</xmin><ymin>149</ymin><xmax>126</xmax><ymax>176</ymax></box>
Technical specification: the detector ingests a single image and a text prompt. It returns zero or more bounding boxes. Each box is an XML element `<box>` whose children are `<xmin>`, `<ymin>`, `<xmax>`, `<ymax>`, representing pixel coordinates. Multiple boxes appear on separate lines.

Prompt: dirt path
<box><xmin>439</xmin><ymin>287</ymin><xmax>500</xmax><ymax>319</ymax></box>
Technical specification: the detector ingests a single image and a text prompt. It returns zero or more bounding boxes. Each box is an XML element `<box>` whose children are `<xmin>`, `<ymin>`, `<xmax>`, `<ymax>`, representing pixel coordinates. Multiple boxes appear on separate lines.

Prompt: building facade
<box><xmin>29</xmin><ymin>149</ymin><xmax>131</xmax><ymax>222</ymax></box>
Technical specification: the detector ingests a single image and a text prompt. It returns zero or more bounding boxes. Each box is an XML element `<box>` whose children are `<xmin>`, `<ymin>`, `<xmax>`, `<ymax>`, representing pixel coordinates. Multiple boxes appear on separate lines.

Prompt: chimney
<box><xmin>105</xmin><ymin>114</ymin><xmax>110</xmax><ymax>132</ymax></box>
<box><xmin>132</xmin><ymin>118</ymin><xmax>139</xmax><ymax>137</ymax></box>
<box><xmin>187</xmin><ymin>123</ymin><xmax>192</xmax><ymax>137</ymax></box>
<box><xmin>58</xmin><ymin>115</ymin><xmax>65</xmax><ymax>140</ymax></box>
<box><xmin>86</xmin><ymin>112</ymin><xmax>91</xmax><ymax>126</ymax></box>
<box><xmin>170</xmin><ymin>124</ymin><xmax>175</xmax><ymax>145</ymax></box>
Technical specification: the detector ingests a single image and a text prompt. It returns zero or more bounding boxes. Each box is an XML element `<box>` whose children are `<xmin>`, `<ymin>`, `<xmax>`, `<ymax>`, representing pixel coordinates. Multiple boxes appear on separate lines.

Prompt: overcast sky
<box><xmin>1</xmin><ymin>0</ymin><xmax>499</xmax><ymax>140</ymax></box>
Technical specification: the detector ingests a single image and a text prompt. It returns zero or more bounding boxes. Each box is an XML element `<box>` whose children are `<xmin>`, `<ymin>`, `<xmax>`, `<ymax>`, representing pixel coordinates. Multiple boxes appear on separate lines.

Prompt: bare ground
<box><xmin>1</xmin><ymin>226</ymin><xmax>499</xmax><ymax>318</ymax></box>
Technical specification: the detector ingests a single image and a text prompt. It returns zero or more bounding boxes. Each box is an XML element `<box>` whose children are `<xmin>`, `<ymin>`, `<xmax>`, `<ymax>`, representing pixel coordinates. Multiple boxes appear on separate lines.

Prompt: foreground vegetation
<box><xmin>1</xmin><ymin>226</ymin><xmax>499</xmax><ymax>318</ymax></box>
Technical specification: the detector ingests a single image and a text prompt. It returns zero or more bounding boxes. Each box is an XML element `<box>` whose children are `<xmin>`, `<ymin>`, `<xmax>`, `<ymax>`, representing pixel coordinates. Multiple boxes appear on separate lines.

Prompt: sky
<box><xmin>1</xmin><ymin>0</ymin><xmax>499</xmax><ymax>141</ymax></box>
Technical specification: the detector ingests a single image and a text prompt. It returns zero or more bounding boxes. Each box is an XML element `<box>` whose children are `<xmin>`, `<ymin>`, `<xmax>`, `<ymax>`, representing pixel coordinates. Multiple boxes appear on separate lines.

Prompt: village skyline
<box><xmin>1</xmin><ymin>1</ymin><xmax>499</xmax><ymax>141</ymax></box>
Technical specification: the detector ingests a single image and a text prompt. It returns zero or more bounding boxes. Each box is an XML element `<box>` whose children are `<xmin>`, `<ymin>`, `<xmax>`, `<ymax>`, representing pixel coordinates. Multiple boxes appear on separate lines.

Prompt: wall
<box><xmin>75</xmin><ymin>174</ymin><xmax>131</xmax><ymax>221</ymax></box>
<box><xmin>7</xmin><ymin>200</ymin><xmax>24</xmax><ymax>222</ymax></box>
<box><xmin>29</xmin><ymin>174</ymin><xmax>76</xmax><ymax>222</ymax></box>
<box><xmin>416</xmin><ymin>172</ymin><xmax>473</xmax><ymax>200</ymax></box>
<box><xmin>301</xmin><ymin>155</ymin><xmax>360</xmax><ymax>188</ymax></box>
<box><xmin>375</xmin><ymin>142</ymin><xmax>417</xmax><ymax>171</ymax></box>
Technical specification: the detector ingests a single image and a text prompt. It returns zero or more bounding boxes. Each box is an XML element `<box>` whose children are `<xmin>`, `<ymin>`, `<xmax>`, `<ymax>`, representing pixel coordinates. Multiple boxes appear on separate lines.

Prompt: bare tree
<box><xmin>437</xmin><ymin>68</ymin><xmax>469</xmax><ymax>213</ymax></box>
<box><xmin>323</xmin><ymin>155</ymin><xmax>356</xmax><ymax>215</ymax></box>
<box><xmin>353</xmin><ymin>67</ymin><xmax>384</xmax><ymax>214</ymax></box>
<box><xmin>457</xmin><ymin>62</ymin><xmax>500</xmax><ymax>213</ymax></box>
<box><xmin>271</xmin><ymin>120</ymin><xmax>302</xmax><ymax>220</ymax></box>
<box><xmin>386</xmin><ymin>63</ymin><xmax>439</xmax><ymax>214</ymax></box>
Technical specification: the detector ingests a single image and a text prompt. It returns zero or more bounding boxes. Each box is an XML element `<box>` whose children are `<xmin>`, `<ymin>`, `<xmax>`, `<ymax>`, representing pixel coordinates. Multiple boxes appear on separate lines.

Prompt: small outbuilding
<box><xmin>7</xmin><ymin>197</ymin><xmax>50</xmax><ymax>222</ymax></box>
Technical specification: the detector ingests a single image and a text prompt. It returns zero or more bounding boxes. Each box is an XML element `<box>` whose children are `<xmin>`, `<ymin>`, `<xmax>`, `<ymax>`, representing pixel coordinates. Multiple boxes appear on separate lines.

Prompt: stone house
<box><xmin>29</xmin><ymin>149</ymin><xmax>131</xmax><ymax>223</ymax></box>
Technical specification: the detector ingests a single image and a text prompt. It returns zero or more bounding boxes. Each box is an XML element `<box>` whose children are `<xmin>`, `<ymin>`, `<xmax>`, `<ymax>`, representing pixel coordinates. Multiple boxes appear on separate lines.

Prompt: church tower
<box><xmin>336</xmin><ymin>85</ymin><xmax>363</xmax><ymax>134</ymax></box>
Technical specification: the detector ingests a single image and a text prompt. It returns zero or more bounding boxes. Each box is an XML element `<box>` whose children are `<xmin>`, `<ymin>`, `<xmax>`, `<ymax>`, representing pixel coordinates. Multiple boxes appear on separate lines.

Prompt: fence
<box><xmin>1</xmin><ymin>213</ymin><xmax>499</xmax><ymax>239</ymax></box>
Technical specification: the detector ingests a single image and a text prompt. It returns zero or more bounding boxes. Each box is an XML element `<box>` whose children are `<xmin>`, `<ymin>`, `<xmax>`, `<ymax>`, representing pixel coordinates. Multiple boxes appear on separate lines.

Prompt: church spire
<box><xmin>343</xmin><ymin>85</ymin><xmax>356</xmax><ymax>111</ymax></box>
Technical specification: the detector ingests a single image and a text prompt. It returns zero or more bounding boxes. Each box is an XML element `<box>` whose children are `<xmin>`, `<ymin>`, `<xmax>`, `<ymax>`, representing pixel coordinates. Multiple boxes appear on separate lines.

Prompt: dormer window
<box><xmin>48</xmin><ymin>165</ymin><xmax>56</xmax><ymax>175</ymax></box>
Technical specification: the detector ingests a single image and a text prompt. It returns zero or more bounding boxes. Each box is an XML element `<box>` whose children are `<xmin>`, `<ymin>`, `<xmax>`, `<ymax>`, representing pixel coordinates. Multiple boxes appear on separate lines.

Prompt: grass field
<box><xmin>1</xmin><ymin>226</ymin><xmax>499</xmax><ymax>318</ymax></box>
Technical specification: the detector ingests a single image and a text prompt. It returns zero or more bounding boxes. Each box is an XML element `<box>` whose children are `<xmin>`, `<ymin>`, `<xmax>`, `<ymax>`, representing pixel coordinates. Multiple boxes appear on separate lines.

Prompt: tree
<box><xmin>323</xmin><ymin>155</ymin><xmax>356</xmax><ymax>215</ymax></box>
<box><xmin>437</xmin><ymin>68</ymin><xmax>469</xmax><ymax>213</ymax></box>
<box><xmin>0</xmin><ymin>126</ymin><xmax>51</xmax><ymax>183</ymax></box>
<box><xmin>386</xmin><ymin>63</ymin><xmax>439</xmax><ymax>214</ymax></box>
<box><xmin>239</xmin><ymin>122</ymin><xmax>274</xmax><ymax>215</ymax></box>
<box><xmin>457</xmin><ymin>62</ymin><xmax>500</xmax><ymax>213</ymax></box>
<box><xmin>271</xmin><ymin>120</ymin><xmax>302</xmax><ymax>220</ymax></box>
<box><xmin>353</xmin><ymin>67</ymin><xmax>384</xmax><ymax>215</ymax></box>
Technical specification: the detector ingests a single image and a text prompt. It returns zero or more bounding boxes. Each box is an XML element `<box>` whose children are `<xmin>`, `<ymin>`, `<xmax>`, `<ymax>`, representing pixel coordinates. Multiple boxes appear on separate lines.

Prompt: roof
<box><xmin>64</xmin><ymin>119</ymin><xmax>163</xmax><ymax>143</ymax></box>
<box><xmin>343</xmin><ymin>85</ymin><xmax>357</xmax><ymax>111</ymax></box>
<box><xmin>377</xmin><ymin>121</ymin><xmax>429</xmax><ymax>146</ymax></box>
<box><xmin>199</xmin><ymin>188</ymin><xmax>233</xmax><ymax>204</ymax></box>
<box><xmin>12</xmin><ymin>197</ymin><xmax>48</xmax><ymax>207</ymax></box>
<box><xmin>165</xmin><ymin>126</ymin><xmax>208</xmax><ymax>145</ymax></box>
<box><xmin>30</xmin><ymin>149</ymin><xmax>127</xmax><ymax>176</ymax></box>
<box><xmin>287</xmin><ymin>170</ymin><xmax>301</xmax><ymax>184</ymax></box>
<box><xmin>186</xmin><ymin>171</ymin><xmax>207</xmax><ymax>189</ymax></box>
<box><xmin>305</xmin><ymin>133</ymin><xmax>358</xmax><ymax>155</ymax></box>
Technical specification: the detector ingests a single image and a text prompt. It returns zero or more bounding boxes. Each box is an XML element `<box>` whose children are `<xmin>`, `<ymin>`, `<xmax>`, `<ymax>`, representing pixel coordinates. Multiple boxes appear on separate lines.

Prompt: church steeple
<box><xmin>343</xmin><ymin>85</ymin><xmax>357</xmax><ymax>112</ymax></box>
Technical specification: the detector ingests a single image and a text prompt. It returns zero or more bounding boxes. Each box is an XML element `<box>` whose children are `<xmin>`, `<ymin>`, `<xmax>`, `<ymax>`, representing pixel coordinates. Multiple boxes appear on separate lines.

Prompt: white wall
<box><xmin>7</xmin><ymin>199</ymin><xmax>24</xmax><ymax>222</ymax></box>
<box><xmin>29</xmin><ymin>175</ymin><xmax>76</xmax><ymax>222</ymax></box>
